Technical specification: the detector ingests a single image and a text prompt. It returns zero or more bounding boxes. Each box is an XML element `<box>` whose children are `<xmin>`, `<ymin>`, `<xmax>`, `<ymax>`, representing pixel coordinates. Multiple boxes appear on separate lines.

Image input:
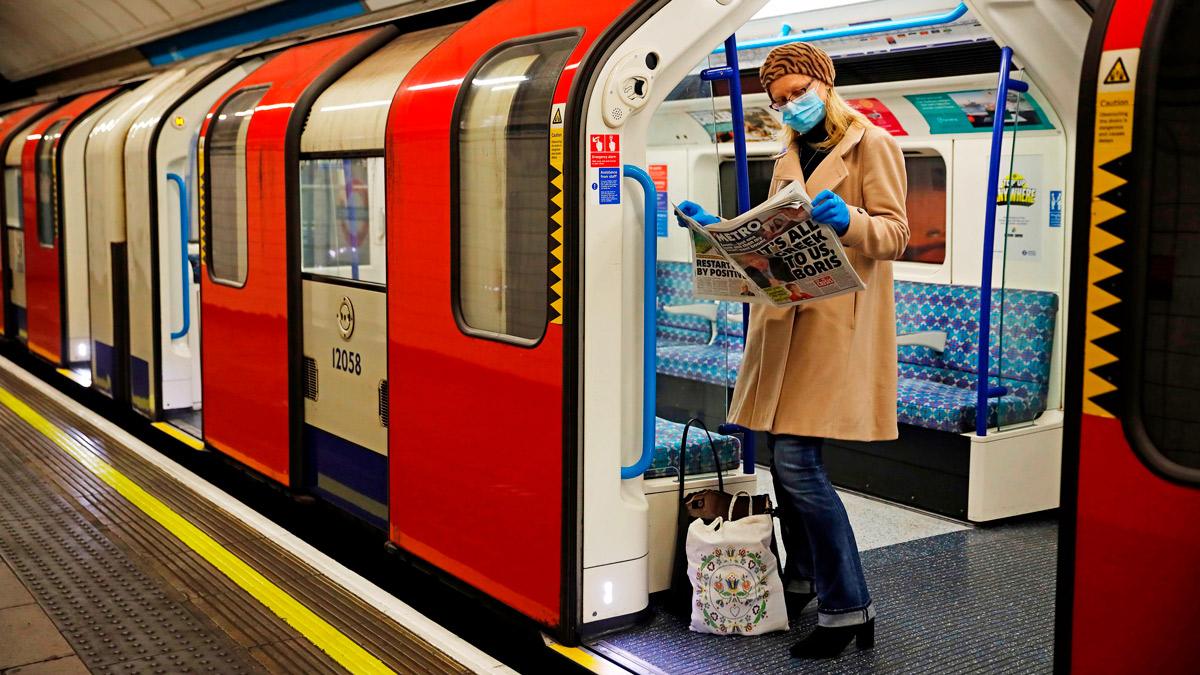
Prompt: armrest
<box><xmin>664</xmin><ymin>302</ymin><xmax>719</xmax><ymax>345</ymax></box>
<box><xmin>897</xmin><ymin>330</ymin><xmax>947</xmax><ymax>352</ymax></box>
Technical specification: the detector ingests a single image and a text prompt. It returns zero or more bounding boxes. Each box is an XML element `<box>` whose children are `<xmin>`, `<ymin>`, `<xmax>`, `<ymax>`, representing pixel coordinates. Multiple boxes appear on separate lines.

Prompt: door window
<box><xmin>36</xmin><ymin>120</ymin><xmax>68</xmax><ymax>247</ymax></box>
<box><xmin>205</xmin><ymin>87</ymin><xmax>267</xmax><ymax>287</ymax></box>
<box><xmin>453</xmin><ymin>33</ymin><xmax>579</xmax><ymax>343</ymax></box>
<box><xmin>299</xmin><ymin>156</ymin><xmax>386</xmax><ymax>285</ymax></box>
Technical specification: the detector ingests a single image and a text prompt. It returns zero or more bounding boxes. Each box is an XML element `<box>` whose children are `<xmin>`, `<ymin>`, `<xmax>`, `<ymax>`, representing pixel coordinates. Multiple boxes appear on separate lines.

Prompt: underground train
<box><xmin>0</xmin><ymin>0</ymin><xmax>1195</xmax><ymax>671</ymax></box>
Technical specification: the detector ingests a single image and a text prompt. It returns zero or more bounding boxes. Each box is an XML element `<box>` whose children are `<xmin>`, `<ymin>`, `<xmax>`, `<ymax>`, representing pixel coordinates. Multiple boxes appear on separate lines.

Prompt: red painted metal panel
<box><xmin>1102</xmin><ymin>0</ymin><xmax>1153</xmax><ymax>50</ymax></box>
<box><xmin>21</xmin><ymin>88</ymin><xmax>117</xmax><ymax>364</ymax></box>
<box><xmin>1072</xmin><ymin>416</ymin><xmax>1200</xmax><ymax>672</ymax></box>
<box><xmin>198</xmin><ymin>31</ymin><xmax>378</xmax><ymax>485</ymax></box>
<box><xmin>0</xmin><ymin>102</ymin><xmax>53</xmax><ymax>338</ymax></box>
<box><xmin>385</xmin><ymin>0</ymin><xmax>634</xmax><ymax>626</ymax></box>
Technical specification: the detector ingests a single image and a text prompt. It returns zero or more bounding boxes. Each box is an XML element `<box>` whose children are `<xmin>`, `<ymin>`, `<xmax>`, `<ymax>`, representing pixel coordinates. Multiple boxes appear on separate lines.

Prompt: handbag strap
<box><xmin>727</xmin><ymin>490</ymin><xmax>752</xmax><ymax>520</ymax></box>
<box><xmin>677</xmin><ymin>418</ymin><xmax>724</xmax><ymax>504</ymax></box>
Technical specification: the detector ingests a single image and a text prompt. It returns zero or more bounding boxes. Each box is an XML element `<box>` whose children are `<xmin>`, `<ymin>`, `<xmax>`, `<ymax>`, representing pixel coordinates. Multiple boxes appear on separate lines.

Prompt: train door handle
<box><xmin>621</xmin><ymin>164</ymin><xmax>657</xmax><ymax>480</ymax></box>
<box><xmin>166</xmin><ymin>173</ymin><xmax>191</xmax><ymax>341</ymax></box>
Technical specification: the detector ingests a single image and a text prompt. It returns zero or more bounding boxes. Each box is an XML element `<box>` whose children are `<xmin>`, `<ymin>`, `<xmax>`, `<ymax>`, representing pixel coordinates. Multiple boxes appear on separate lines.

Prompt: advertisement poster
<box><xmin>906</xmin><ymin>89</ymin><xmax>1054</xmax><ymax>134</ymax></box>
<box><xmin>846</xmin><ymin>98</ymin><xmax>907</xmax><ymax>136</ymax></box>
<box><xmin>994</xmin><ymin>155</ymin><xmax>1044</xmax><ymax>259</ymax></box>
<box><xmin>649</xmin><ymin>164</ymin><xmax>669</xmax><ymax>237</ymax></box>
<box><xmin>688</xmin><ymin>107</ymin><xmax>783</xmax><ymax>143</ymax></box>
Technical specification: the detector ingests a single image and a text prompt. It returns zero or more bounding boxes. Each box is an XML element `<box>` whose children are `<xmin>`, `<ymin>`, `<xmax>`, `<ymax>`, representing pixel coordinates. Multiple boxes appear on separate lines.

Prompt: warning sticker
<box><xmin>589</xmin><ymin>134</ymin><xmax>620</xmax><ymax>167</ymax></box>
<box><xmin>549</xmin><ymin>104</ymin><xmax>564</xmax><ymax>170</ymax></box>
<box><xmin>649</xmin><ymin>164</ymin><xmax>668</xmax><ymax>236</ymax></box>
<box><xmin>598</xmin><ymin>167</ymin><xmax>620</xmax><ymax>204</ymax></box>
<box><xmin>1095</xmin><ymin>48</ymin><xmax>1139</xmax><ymax>167</ymax></box>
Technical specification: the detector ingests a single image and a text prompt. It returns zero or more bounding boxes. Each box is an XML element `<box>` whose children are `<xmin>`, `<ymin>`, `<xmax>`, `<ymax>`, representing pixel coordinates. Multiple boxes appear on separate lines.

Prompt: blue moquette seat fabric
<box><xmin>647</xmin><ymin>416</ymin><xmax>742</xmax><ymax>479</ymax></box>
<box><xmin>655</xmin><ymin>261</ymin><xmax>743</xmax><ymax>387</ymax></box>
<box><xmin>894</xmin><ymin>281</ymin><xmax>1058</xmax><ymax>433</ymax></box>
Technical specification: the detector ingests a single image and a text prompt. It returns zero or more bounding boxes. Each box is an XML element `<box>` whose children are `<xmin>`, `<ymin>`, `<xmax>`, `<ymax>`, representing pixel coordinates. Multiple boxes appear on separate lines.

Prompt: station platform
<box><xmin>0</xmin><ymin>357</ymin><xmax>511</xmax><ymax>674</ymax></box>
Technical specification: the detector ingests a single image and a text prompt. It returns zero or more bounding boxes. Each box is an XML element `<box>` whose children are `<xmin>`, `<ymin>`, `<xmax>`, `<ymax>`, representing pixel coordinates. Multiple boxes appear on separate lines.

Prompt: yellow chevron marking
<box><xmin>1092</xmin><ymin>167</ymin><xmax>1126</xmax><ymax>197</ymax></box>
<box><xmin>1087</xmin><ymin>258</ymin><xmax>1121</xmax><ymax>286</ymax></box>
<box><xmin>551</xmin><ymin>174</ymin><xmax>563</xmax><ymax>190</ymax></box>
<box><xmin>1088</xmin><ymin>227</ymin><xmax>1124</xmax><ymax>257</ymax></box>
<box><xmin>1091</xmin><ymin>198</ymin><xmax>1125</xmax><ymax>229</ymax></box>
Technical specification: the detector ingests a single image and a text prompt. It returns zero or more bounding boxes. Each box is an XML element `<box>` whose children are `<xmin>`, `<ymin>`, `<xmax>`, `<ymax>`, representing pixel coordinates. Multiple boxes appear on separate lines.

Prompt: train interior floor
<box><xmin>592</xmin><ymin>472</ymin><xmax>1058</xmax><ymax>674</ymax></box>
<box><xmin>0</xmin><ymin>356</ymin><xmax>504</xmax><ymax>675</ymax></box>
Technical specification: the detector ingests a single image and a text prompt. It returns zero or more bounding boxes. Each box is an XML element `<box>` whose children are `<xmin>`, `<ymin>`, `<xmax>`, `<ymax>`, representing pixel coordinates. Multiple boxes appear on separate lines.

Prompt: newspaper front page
<box><xmin>676</xmin><ymin>182</ymin><xmax>865</xmax><ymax>307</ymax></box>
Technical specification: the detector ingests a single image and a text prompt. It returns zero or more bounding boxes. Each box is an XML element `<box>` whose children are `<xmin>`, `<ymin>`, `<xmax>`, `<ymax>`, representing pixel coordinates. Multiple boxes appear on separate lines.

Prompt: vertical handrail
<box><xmin>166</xmin><ymin>173</ymin><xmax>191</xmax><ymax>341</ymax></box>
<box><xmin>976</xmin><ymin>46</ymin><xmax>1028</xmax><ymax>436</ymax></box>
<box><xmin>622</xmin><ymin>164</ymin><xmax>657</xmax><ymax>480</ymax></box>
<box><xmin>701</xmin><ymin>34</ymin><xmax>756</xmax><ymax>473</ymax></box>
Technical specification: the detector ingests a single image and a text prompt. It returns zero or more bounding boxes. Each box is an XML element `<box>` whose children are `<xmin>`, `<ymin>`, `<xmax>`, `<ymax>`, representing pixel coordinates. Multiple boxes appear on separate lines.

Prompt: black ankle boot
<box><xmin>785</xmin><ymin>590</ymin><xmax>815</xmax><ymax>618</ymax></box>
<box><xmin>789</xmin><ymin>619</ymin><xmax>875</xmax><ymax>659</ymax></box>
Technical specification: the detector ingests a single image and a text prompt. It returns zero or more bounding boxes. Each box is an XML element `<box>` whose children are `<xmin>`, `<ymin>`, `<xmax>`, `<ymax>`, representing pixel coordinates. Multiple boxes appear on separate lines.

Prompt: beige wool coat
<box><xmin>728</xmin><ymin>122</ymin><xmax>909</xmax><ymax>441</ymax></box>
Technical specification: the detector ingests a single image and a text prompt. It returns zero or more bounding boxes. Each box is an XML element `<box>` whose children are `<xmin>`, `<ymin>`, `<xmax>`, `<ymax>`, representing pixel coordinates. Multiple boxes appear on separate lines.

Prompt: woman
<box><xmin>680</xmin><ymin>42</ymin><xmax>908</xmax><ymax>658</ymax></box>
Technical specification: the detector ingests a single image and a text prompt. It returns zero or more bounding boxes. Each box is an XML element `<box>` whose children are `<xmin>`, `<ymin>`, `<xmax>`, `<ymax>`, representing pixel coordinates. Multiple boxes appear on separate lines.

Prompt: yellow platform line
<box><xmin>0</xmin><ymin>386</ymin><xmax>395</xmax><ymax>675</ymax></box>
<box><xmin>152</xmin><ymin>421</ymin><xmax>206</xmax><ymax>451</ymax></box>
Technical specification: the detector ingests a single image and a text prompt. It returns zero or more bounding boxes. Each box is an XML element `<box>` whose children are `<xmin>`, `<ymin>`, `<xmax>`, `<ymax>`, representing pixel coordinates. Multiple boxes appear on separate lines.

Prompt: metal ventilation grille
<box><xmin>378</xmin><ymin>380</ymin><xmax>388</xmax><ymax>428</ymax></box>
<box><xmin>303</xmin><ymin>356</ymin><xmax>318</xmax><ymax>401</ymax></box>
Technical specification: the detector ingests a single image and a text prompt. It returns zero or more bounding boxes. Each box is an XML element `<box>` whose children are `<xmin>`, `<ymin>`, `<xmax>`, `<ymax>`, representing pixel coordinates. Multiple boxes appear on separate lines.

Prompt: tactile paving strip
<box><xmin>0</xmin><ymin>368</ymin><xmax>470</xmax><ymax>674</ymax></box>
<box><xmin>596</xmin><ymin>519</ymin><xmax>1057</xmax><ymax>674</ymax></box>
<box><xmin>0</xmin><ymin>443</ymin><xmax>265</xmax><ymax>673</ymax></box>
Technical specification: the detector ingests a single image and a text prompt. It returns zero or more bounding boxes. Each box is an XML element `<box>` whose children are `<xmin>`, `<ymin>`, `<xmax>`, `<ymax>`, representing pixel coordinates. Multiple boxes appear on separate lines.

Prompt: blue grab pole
<box><xmin>622</xmin><ymin>164</ymin><xmax>658</xmax><ymax>480</ymax></box>
<box><xmin>166</xmin><ymin>173</ymin><xmax>191</xmax><ymax>341</ymax></box>
<box><xmin>714</xmin><ymin>2</ymin><xmax>969</xmax><ymax>53</ymax></box>
<box><xmin>976</xmin><ymin>47</ymin><xmax>1027</xmax><ymax>436</ymax></box>
<box><xmin>700</xmin><ymin>35</ymin><xmax>756</xmax><ymax>473</ymax></box>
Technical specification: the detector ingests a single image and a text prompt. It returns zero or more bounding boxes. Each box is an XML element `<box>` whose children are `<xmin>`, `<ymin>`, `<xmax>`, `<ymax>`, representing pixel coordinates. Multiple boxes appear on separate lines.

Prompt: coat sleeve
<box><xmin>839</xmin><ymin>128</ymin><xmax>910</xmax><ymax>261</ymax></box>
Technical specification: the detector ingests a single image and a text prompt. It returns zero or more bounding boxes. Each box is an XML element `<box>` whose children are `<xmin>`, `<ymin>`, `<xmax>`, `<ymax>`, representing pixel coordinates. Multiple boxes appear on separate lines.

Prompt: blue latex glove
<box><xmin>676</xmin><ymin>200</ymin><xmax>721</xmax><ymax>227</ymax></box>
<box><xmin>811</xmin><ymin>189</ymin><xmax>851</xmax><ymax>236</ymax></box>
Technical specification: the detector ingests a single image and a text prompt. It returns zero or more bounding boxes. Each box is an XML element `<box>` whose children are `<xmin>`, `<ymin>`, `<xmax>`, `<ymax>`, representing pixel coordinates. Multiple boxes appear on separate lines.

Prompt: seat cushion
<box><xmin>897</xmin><ymin>376</ymin><xmax>1047</xmax><ymax>433</ymax></box>
<box><xmin>657</xmin><ymin>344</ymin><xmax>742</xmax><ymax>387</ymax></box>
<box><xmin>647</xmin><ymin>417</ymin><xmax>742</xmax><ymax>479</ymax></box>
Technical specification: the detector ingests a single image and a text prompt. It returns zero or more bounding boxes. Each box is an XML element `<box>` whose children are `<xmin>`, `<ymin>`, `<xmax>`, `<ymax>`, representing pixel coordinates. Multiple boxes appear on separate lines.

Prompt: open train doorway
<box><xmin>569</xmin><ymin>0</ymin><xmax>1092</xmax><ymax>670</ymax></box>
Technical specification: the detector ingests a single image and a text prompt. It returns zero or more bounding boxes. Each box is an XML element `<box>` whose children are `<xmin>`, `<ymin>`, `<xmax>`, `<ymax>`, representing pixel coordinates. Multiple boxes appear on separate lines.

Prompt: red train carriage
<box><xmin>20</xmin><ymin>88</ymin><xmax>119</xmax><ymax>366</ymax></box>
<box><xmin>0</xmin><ymin>101</ymin><xmax>54</xmax><ymax>340</ymax></box>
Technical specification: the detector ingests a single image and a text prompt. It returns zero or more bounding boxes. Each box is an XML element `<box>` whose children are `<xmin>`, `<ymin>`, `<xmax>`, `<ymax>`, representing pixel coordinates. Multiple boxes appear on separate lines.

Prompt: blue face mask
<box><xmin>780</xmin><ymin>89</ymin><xmax>826</xmax><ymax>134</ymax></box>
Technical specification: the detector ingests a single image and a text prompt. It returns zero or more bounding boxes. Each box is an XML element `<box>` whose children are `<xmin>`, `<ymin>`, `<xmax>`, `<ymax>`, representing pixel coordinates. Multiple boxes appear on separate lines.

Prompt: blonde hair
<box><xmin>781</xmin><ymin>85</ymin><xmax>870</xmax><ymax>153</ymax></box>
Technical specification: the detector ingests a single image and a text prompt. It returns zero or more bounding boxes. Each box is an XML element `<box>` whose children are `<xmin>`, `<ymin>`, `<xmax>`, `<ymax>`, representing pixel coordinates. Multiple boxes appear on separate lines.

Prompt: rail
<box><xmin>713</xmin><ymin>2</ymin><xmax>970</xmax><ymax>53</ymax></box>
<box><xmin>622</xmin><ymin>163</ymin><xmax>658</xmax><ymax>480</ymax></box>
<box><xmin>165</xmin><ymin>173</ymin><xmax>191</xmax><ymax>341</ymax></box>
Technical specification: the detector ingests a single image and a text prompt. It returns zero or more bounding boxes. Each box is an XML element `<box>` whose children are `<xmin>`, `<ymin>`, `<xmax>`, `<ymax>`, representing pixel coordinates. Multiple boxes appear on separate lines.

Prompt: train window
<box><xmin>1135</xmin><ymin>0</ymin><xmax>1200</xmax><ymax>479</ymax></box>
<box><xmin>902</xmin><ymin>153</ymin><xmax>947</xmax><ymax>265</ymax></box>
<box><xmin>36</xmin><ymin>120</ymin><xmax>67</xmax><ymax>248</ymax></box>
<box><xmin>205</xmin><ymin>87</ymin><xmax>267</xmax><ymax>287</ymax></box>
<box><xmin>3</xmin><ymin>169</ymin><xmax>19</xmax><ymax>231</ymax></box>
<box><xmin>453</xmin><ymin>33</ymin><xmax>579</xmax><ymax>343</ymax></box>
<box><xmin>299</xmin><ymin>156</ymin><xmax>385</xmax><ymax>285</ymax></box>
<box><xmin>720</xmin><ymin>154</ymin><xmax>946</xmax><ymax>265</ymax></box>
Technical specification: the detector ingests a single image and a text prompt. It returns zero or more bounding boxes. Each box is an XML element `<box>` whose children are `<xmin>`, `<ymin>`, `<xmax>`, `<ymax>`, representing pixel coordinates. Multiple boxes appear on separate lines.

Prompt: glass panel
<box><xmin>36</xmin><ymin>120</ymin><xmax>68</xmax><ymax>248</ymax></box>
<box><xmin>1140</xmin><ymin>0</ymin><xmax>1200</xmax><ymax>472</ymax></box>
<box><xmin>456</xmin><ymin>34</ymin><xmax>577</xmax><ymax>341</ymax></box>
<box><xmin>3</xmin><ymin>168</ymin><xmax>20</xmax><ymax>231</ymax></box>
<box><xmin>299</xmin><ymin>156</ymin><xmax>386</xmax><ymax>285</ymax></box>
<box><xmin>901</xmin><ymin>154</ymin><xmax>947</xmax><ymax>264</ymax></box>
<box><xmin>207</xmin><ymin>88</ymin><xmax>266</xmax><ymax>286</ymax></box>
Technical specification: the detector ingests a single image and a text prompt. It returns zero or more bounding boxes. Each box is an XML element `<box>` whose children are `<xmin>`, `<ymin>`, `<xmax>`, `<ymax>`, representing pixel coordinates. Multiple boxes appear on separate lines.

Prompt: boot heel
<box><xmin>855</xmin><ymin>619</ymin><xmax>875</xmax><ymax>650</ymax></box>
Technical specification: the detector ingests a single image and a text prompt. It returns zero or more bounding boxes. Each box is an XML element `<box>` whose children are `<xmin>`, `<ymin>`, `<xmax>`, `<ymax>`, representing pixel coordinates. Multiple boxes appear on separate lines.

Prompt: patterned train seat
<box><xmin>894</xmin><ymin>281</ymin><xmax>1058</xmax><ymax>433</ymax></box>
<box><xmin>647</xmin><ymin>417</ymin><xmax>742</xmax><ymax>479</ymax></box>
<box><xmin>655</xmin><ymin>261</ymin><xmax>743</xmax><ymax>387</ymax></box>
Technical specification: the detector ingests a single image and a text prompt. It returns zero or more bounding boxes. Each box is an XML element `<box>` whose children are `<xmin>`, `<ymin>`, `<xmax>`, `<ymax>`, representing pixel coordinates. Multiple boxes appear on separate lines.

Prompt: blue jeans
<box><xmin>769</xmin><ymin>434</ymin><xmax>874</xmax><ymax>627</ymax></box>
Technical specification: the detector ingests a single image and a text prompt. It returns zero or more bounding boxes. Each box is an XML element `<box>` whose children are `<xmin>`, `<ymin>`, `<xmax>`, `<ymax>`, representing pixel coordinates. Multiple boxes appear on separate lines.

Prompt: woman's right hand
<box><xmin>676</xmin><ymin>200</ymin><xmax>721</xmax><ymax>227</ymax></box>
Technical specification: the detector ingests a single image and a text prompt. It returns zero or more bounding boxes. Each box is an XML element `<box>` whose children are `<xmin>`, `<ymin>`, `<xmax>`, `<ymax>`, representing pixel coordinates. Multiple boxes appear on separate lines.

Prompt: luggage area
<box><xmin>592</xmin><ymin>475</ymin><xmax>1056</xmax><ymax>674</ymax></box>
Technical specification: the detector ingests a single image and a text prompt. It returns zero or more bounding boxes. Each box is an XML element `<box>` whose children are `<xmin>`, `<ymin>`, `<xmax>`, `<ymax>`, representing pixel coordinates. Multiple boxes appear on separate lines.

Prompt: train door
<box><xmin>21</xmin><ymin>88</ymin><xmax>119</xmax><ymax>367</ymax></box>
<box><xmin>3</xmin><ymin>113</ymin><xmax>45</xmax><ymax>343</ymax></box>
<box><xmin>198</xmin><ymin>28</ymin><xmax>393</xmax><ymax>486</ymax></box>
<box><xmin>125</xmin><ymin>57</ymin><xmax>265</xmax><ymax>436</ymax></box>
<box><xmin>1061</xmin><ymin>0</ymin><xmax>1200</xmax><ymax>670</ymax></box>
<box><xmin>295</xmin><ymin>27</ymin><xmax>454</xmax><ymax>527</ymax></box>
<box><xmin>0</xmin><ymin>102</ymin><xmax>51</xmax><ymax>341</ymax></box>
<box><xmin>85</xmin><ymin>70</ymin><xmax>188</xmax><ymax>402</ymax></box>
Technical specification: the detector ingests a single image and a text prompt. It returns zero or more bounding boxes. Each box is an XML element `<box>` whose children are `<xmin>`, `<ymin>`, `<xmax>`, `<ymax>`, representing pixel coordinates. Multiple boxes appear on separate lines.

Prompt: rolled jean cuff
<box><xmin>785</xmin><ymin>578</ymin><xmax>813</xmax><ymax>594</ymax></box>
<box><xmin>817</xmin><ymin>602</ymin><xmax>875</xmax><ymax>628</ymax></box>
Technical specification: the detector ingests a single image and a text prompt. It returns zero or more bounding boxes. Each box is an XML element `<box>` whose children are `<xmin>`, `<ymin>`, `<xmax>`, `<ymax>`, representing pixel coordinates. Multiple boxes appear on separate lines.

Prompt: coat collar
<box><xmin>774</xmin><ymin>122</ymin><xmax>867</xmax><ymax>195</ymax></box>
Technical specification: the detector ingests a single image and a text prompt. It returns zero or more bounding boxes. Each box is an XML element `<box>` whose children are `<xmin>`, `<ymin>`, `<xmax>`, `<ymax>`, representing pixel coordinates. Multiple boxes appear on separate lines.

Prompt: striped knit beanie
<box><xmin>758</xmin><ymin>42</ymin><xmax>836</xmax><ymax>92</ymax></box>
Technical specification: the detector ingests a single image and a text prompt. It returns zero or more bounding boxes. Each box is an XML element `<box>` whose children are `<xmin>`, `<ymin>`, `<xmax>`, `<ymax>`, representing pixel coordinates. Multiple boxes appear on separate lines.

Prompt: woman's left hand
<box><xmin>811</xmin><ymin>189</ymin><xmax>851</xmax><ymax>236</ymax></box>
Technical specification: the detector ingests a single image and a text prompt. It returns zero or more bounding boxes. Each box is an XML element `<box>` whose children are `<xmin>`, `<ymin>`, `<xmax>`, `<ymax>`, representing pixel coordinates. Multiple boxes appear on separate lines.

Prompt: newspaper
<box><xmin>675</xmin><ymin>182</ymin><xmax>864</xmax><ymax>307</ymax></box>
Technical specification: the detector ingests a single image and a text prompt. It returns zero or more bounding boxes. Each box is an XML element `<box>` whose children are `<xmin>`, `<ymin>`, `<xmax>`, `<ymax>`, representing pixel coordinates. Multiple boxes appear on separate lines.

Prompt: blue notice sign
<box><xmin>1049</xmin><ymin>190</ymin><xmax>1063</xmax><ymax>227</ymax></box>
<box><xmin>598</xmin><ymin>168</ymin><xmax>620</xmax><ymax>205</ymax></box>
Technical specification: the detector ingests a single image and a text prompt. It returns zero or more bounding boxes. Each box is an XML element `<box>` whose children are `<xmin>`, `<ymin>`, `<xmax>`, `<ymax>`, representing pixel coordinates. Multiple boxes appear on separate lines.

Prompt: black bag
<box><xmin>666</xmin><ymin>418</ymin><xmax>774</xmax><ymax>616</ymax></box>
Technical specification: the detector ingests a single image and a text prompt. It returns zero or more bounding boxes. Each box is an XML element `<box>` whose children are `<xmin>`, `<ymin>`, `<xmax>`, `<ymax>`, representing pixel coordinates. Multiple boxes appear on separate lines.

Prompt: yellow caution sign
<box><xmin>1103</xmin><ymin>57</ymin><xmax>1130</xmax><ymax>85</ymax></box>
<box><xmin>549</xmin><ymin>103</ymin><xmax>565</xmax><ymax>325</ymax></box>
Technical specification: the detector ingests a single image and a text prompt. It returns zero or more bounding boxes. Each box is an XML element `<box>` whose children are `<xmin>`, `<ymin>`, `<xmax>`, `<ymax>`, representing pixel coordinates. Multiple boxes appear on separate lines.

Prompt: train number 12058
<box><xmin>332</xmin><ymin>347</ymin><xmax>362</xmax><ymax>376</ymax></box>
